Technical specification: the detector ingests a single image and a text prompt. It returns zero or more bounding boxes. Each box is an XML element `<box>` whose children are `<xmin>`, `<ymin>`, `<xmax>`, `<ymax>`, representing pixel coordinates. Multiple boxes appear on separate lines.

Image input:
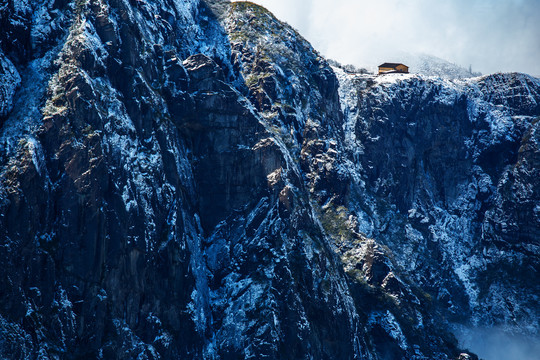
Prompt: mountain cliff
<box><xmin>334</xmin><ymin>70</ymin><xmax>539</xmax><ymax>339</ymax></box>
<box><xmin>0</xmin><ymin>0</ymin><xmax>537</xmax><ymax>359</ymax></box>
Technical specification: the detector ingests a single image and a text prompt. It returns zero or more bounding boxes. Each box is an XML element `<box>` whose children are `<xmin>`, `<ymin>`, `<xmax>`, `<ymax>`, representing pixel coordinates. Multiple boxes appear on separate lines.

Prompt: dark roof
<box><xmin>378</xmin><ymin>63</ymin><xmax>408</xmax><ymax>68</ymax></box>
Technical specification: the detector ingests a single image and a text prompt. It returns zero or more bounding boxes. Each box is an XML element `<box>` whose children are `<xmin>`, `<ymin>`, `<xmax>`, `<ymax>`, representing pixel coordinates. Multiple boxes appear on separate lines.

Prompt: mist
<box><xmin>243</xmin><ymin>0</ymin><xmax>540</xmax><ymax>76</ymax></box>
<box><xmin>453</xmin><ymin>325</ymin><xmax>540</xmax><ymax>360</ymax></box>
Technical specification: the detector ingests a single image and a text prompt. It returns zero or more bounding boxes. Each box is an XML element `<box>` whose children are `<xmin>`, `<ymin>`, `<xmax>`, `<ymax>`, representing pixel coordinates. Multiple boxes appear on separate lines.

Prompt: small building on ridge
<box><xmin>378</xmin><ymin>63</ymin><xmax>409</xmax><ymax>75</ymax></box>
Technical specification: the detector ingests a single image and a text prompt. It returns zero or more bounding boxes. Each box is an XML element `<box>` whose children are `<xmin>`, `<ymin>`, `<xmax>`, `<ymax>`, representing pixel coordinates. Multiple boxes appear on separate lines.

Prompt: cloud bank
<box><xmin>244</xmin><ymin>0</ymin><xmax>540</xmax><ymax>76</ymax></box>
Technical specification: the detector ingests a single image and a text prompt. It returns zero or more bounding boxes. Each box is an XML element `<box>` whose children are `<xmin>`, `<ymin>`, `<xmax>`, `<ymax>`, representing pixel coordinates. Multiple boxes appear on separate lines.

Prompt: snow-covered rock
<box><xmin>0</xmin><ymin>0</ymin><xmax>537</xmax><ymax>359</ymax></box>
<box><xmin>335</xmin><ymin>67</ymin><xmax>540</xmax><ymax>339</ymax></box>
<box><xmin>0</xmin><ymin>50</ymin><xmax>20</xmax><ymax>118</ymax></box>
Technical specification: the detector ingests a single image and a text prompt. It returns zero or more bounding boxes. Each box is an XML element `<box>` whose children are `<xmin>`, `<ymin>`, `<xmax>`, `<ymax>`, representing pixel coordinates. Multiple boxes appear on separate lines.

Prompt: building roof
<box><xmin>378</xmin><ymin>63</ymin><xmax>408</xmax><ymax>68</ymax></box>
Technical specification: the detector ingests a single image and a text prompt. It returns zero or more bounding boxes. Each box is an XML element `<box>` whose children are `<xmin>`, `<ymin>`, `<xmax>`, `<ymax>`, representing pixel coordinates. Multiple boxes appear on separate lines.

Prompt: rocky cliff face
<box><xmin>0</xmin><ymin>0</ymin><xmax>537</xmax><ymax>359</ymax></box>
<box><xmin>334</xmin><ymin>70</ymin><xmax>539</xmax><ymax>335</ymax></box>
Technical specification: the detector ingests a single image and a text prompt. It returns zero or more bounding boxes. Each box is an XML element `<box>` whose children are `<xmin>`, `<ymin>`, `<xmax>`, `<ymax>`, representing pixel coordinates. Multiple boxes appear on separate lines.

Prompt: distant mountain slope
<box><xmin>400</xmin><ymin>53</ymin><xmax>482</xmax><ymax>79</ymax></box>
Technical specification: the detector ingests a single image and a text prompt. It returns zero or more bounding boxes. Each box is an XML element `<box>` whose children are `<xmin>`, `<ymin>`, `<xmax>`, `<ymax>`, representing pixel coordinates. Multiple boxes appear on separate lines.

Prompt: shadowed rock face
<box><xmin>0</xmin><ymin>1</ymin><xmax>365</xmax><ymax>358</ymax></box>
<box><xmin>0</xmin><ymin>0</ymin><xmax>537</xmax><ymax>359</ymax></box>
<box><xmin>335</xmin><ymin>70</ymin><xmax>540</xmax><ymax>335</ymax></box>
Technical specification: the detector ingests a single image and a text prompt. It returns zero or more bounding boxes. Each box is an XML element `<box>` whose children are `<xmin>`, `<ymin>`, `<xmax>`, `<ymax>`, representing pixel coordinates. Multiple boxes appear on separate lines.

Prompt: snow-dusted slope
<box><xmin>0</xmin><ymin>1</ymin><xmax>538</xmax><ymax>359</ymax></box>
<box><xmin>334</xmin><ymin>68</ymin><xmax>540</xmax><ymax>339</ymax></box>
<box><xmin>1</xmin><ymin>0</ymin><xmax>463</xmax><ymax>358</ymax></box>
<box><xmin>0</xmin><ymin>51</ymin><xmax>20</xmax><ymax>118</ymax></box>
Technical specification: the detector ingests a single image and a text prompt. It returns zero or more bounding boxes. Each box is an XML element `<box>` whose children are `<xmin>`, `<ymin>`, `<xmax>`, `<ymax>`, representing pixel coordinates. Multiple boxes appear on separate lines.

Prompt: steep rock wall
<box><xmin>1</xmin><ymin>0</ymin><xmax>537</xmax><ymax>359</ymax></box>
<box><xmin>335</xmin><ymin>70</ymin><xmax>540</xmax><ymax>336</ymax></box>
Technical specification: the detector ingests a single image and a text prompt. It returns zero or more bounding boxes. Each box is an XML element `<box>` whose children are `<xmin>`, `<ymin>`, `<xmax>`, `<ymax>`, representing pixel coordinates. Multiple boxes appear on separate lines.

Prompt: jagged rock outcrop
<box><xmin>335</xmin><ymin>69</ymin><xmax>540</xmax><ymax>338</ymax></box>
<box><xmin>0</xmin><ymin>0</ymin><xmax>379</xmax><ymax>358</ymax></box>
<box><xmin>0</xmin><ymin>0</ymin><xmax>537</xmax><ymax>359</ymax></box>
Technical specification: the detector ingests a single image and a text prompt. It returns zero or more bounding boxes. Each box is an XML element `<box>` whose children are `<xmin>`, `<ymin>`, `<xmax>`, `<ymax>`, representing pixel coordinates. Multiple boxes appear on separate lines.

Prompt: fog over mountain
<box><xmin>246</xmin><ymin>0</ymin><xmax>540</xmax><ymax>76</ymax></box>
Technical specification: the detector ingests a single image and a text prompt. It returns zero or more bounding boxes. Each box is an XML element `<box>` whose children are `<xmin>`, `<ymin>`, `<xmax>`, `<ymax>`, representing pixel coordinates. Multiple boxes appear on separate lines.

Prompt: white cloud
<box><xmin>243</xmin><ymin>0</ymin><xmax>540</xmax><ymax>75</ymax></box>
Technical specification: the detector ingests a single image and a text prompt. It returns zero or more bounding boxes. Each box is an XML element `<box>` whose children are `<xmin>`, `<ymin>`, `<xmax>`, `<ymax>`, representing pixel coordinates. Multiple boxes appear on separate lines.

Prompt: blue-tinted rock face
<box><xmin>0</xmin><ymin>0</ymin><xmax>537</xmax><ymax>359</ymax></box>
<box><xmin>335</xmin><ymin>70</ymin><xmax>540</xmax><ymax>336</ymax></box>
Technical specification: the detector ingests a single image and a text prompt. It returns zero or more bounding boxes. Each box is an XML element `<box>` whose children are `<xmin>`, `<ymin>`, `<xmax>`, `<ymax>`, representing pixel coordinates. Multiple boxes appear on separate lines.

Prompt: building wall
<box><xmin>378</xmin><ymin>65</ymin><xmax>409</xmax><ymax>74</ymax></box>
<box><xmin>379</xmin><ymin>67</ymin><xmax>394</xmax><ymax>74</ymax></box>
<box><xmin>396</xmin><ymin>64</ymin><xmax>409</xmax><ymax>72</ymax></box>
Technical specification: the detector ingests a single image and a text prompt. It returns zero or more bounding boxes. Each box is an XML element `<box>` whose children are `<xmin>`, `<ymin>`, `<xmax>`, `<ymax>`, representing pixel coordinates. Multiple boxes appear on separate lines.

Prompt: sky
<box><xmin>243</xmin><ymin>0</ymin><xmax>540</xmax><ymax>76</ymax></box>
